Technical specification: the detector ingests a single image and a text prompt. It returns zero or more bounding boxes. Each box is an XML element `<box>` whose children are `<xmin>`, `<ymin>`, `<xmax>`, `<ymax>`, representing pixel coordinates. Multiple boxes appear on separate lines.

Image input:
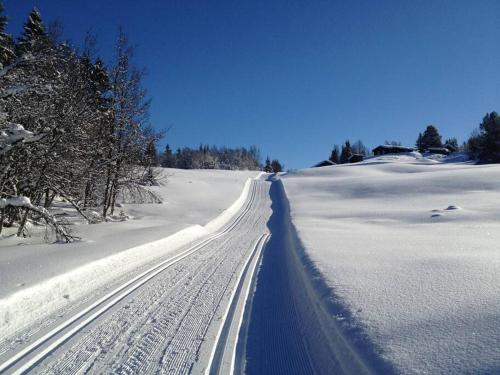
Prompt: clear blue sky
<box><xmin>4</xmin><ymin>0</ymin><xmax>500</xmax><ymax>168</ymax></box>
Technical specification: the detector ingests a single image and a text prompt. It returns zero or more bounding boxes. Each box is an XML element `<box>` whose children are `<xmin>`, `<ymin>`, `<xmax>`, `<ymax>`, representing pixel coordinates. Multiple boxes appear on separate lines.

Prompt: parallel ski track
<box><xmin>206</xmin><ymin>232</ymin><xmax>269</xmax><ymax>375</ymax></box>
<box><xmin>0</xmin><ymin>179</ymin><xmax>267</xmax><ymax>374</ymax></box>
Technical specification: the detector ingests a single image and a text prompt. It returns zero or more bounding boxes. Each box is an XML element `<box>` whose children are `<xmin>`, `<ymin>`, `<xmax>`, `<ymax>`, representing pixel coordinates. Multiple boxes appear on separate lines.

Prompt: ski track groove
<box><xmin>10</xmin><ymin>179</ymin><xmax>270</xmax><ymax>375</ymax></box>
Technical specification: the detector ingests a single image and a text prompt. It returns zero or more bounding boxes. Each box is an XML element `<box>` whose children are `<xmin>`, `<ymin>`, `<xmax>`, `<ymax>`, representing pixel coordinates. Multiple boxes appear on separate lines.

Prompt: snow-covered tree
<box><xmin>17</xmin><ymin>8</ymin><xmax>50</xmax><ymax>55</ymax></box>
<box><xmin>101</xmin><ymin>29</ymin><xmax>154</xmax><ymax>217</ymax></box>
<box><xmin>0</xmin><ymin>2</ymin><xmax>14</xmax><ymax>68</ymax></box>
<box><xmin>0</xmin><ymin>7</ymin><xmax>159</xmax><ymax>239</ymax></box>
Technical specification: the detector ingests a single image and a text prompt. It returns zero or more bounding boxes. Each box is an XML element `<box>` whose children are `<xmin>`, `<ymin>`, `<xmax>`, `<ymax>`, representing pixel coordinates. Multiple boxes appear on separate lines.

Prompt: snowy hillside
<box><xmin>0</xmin><ymin>168</ymin><xmax>258</xmax><ymax>297</ymax></box>
<box><xmin>281</xmin><ymin>155</ymin><xmax>500</xmax><ymax>374</ymax></box>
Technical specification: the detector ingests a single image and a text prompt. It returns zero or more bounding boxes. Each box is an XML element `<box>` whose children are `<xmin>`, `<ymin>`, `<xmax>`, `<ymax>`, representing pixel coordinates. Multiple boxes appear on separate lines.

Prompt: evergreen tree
<box><xmin>340</xmin><ymin>140</ymin><xmax>352</xmax><ymax>164</ymax></box>
<box><xmin>329</xmin><ymin>145</ymin><xmax>340</xmax><ymax>164</ymax></box>
<box><xmin>478</xmin><ymin>112</ymin><xmax>500</xmax><ymax>162</ymax></box>
<box><xmin>91</xmin><ymin>58</ymin><xmax>110</xmax><ymax>93</ymax></box>
<box><xmin>444</xmin><ymin>137</ymin><xmax>459</xmax><ymax>152</ymax></box>
<box><xmin>419</xmin><ymin>125</ymin><xmax>443</xmax><ymax>150</ymax></box>
<box><xmin>17</xmin><ymin>8</ymin><xmax>49</xmax><ymax>55</ymax></box>
<box><xmin>264</xmin><ymin>156</ymin><xmax>273</xmax><ymax>172</ymax></box>
<box><xmin>352</xmin><ymin>139</ymin><xmax>369</xmax><ymax>156</ymax></box>
<box><xmin>271</xmin><ymin>159</ymin><xmax>283</xmax><ymax>173</ymax></box>
<box><xmin>161</xmin><ymin>144</ymin><xmax>175</xmax><ymax>167</ymax></box>
<box><xmin>0</xmin><ymin>2</ymin><xmax>14</xmax><ymax>68</ymax></box>
<box><xmin>466</xmin><ymin>128</ymin><xmax>482</xmax><ymax>159</ymax></box>
<box><xmin>415</xmin><ymin>133</ymin><xmax>423</xmax><ymax>151</ymax></box>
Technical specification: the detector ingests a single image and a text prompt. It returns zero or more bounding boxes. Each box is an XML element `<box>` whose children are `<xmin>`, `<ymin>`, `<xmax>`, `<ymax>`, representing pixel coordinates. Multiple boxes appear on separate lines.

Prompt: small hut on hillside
<box><xmin>312</xmin><ymin>160</ymin><xmax>336</xmax><ymax>168</ymax></box>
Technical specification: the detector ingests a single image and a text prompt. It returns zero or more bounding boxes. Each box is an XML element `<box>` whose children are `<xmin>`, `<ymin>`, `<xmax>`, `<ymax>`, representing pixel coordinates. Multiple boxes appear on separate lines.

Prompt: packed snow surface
<box><xmin>0</xmin><ymin>177</ymin><xmax>271</xmax><ymax>373</ymax></box>
<box><xmin>0</xmin><ymin>168</ymin><xmax>258</xmax><ymax>298</ymax></box>
<box><xmin>281</xmin><ymin>154</ymin><xmax>500</xmax><ymax>374</ymax></box>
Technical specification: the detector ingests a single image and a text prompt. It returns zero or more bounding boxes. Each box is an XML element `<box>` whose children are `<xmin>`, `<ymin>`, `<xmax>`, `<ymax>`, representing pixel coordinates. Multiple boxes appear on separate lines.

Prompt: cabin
<box><xmin>426</xmin><ymin>147</ymin><xmax>450</xmax><ymax>155</ymax></box>
<box><xmin>372</xmin><ymin>145</ymin><xmax>414</xmax><ymax>156</ymax></box>
<box><xmin>312</xmin><ymin>160</ymin><xmax>336</xmax><ymax>168</ymax></box>
<box><xmin>348</xmin><ymin>154</ymin><xmax>364</xmax><ymax>163</ymax></box>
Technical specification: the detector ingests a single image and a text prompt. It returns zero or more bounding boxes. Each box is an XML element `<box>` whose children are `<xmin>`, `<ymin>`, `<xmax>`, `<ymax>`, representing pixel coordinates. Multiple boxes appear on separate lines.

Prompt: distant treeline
<box><xmin>328</xmin><ymin>112</ymin><xmax>500</xmax><ymax>164</ymax></box>
<box><xmin>159</xmin><ymin>144</ymin><xmax>261</xmax><ymax>170</ymax></box>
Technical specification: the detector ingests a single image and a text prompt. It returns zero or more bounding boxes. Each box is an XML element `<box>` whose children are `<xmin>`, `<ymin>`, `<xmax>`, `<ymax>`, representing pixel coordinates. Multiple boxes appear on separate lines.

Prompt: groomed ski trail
<box><xmin>0</xmin><ymin>178</ymin><xmax>271</xmax><ymax>374</ymax></box>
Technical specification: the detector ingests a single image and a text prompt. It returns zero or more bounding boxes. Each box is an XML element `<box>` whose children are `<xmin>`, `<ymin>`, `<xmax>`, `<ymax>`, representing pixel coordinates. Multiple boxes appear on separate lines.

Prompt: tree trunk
<box><xmin>17</xmin><ymin>208</ymin><xmax>29</xmax><ymax>237</ymax></box>
<box><xmin>0</xmin><ymin>207</ymin><xmax>5</xmax><ymax>235</ymax></box>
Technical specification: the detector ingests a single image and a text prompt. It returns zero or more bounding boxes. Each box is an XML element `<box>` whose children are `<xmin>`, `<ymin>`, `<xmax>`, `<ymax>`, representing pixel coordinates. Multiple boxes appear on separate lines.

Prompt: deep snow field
<box><xmin>281</xmin><ymin>154</ymin><xmax>500</xmax><ymax>374</ymax></box>
<box><xmin>0</xmin><ymin>168</ymin><xmax>258</xmax><ymax>298</ymax></box>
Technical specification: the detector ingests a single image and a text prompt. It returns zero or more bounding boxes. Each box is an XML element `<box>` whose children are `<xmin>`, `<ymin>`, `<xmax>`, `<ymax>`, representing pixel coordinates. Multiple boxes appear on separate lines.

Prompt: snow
<box><xmin>0</xmin><ymin>196</ymin><xmax>32</xmax><ymax>209</ymax></box>
<box><xmin>0</xmin><ymin>168</ymin><xmax>258</xmax><ymax>298</ymax></box>
<box><xmin>281</xmin><ymin>154</ymin><xmax>500</xmax><ymax>374</ymax></box>
<box><xmin>0</xmin><ymin>168</ymin><xmax>259</xmax><ymax>342</ymax></box>
<box><xmin>0</xmin><ymin>123</ymin><xmax>41</xmax><ymax>154</ymax></box>
<box><xmin>1</xmin><ymin>177</ymin><xmax>271</xmax><ymax>373</ymax></box>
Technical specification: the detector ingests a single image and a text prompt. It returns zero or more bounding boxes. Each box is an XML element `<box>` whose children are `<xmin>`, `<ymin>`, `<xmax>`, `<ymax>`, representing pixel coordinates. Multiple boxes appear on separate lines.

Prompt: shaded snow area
<box><xmin>0</xmin><ymin>169</ymin><xmax>258</xmax><ymax>340</ymax></box>
<box><xmin>281</xmin><ymin>154</ymin><xmax>500</xmax><ymax>374</ymax></box>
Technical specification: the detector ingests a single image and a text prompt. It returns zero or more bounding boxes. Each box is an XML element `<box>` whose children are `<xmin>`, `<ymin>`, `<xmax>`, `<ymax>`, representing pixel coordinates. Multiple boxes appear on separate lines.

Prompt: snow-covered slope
<box><xmin>281</xmin><ymin>155</ymin><xmax>500</xmax><ymax>374</ymax></box>
<box><xmin>0</xmin><ymin>168</ymin><xmax>258</xmax><ymax>298</ymax></box>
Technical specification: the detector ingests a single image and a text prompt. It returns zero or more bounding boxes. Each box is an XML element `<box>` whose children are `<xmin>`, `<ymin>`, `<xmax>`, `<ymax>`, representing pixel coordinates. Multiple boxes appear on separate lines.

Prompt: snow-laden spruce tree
<box><xmin>16</xmin><ymin>7</ymin><xmax>50</xmax><ymax>56</ymax></box>
<box><xmin>0</xmin><ymin>2</ymin><xmax>14</xmax><ymax>69</ymax></box>
<box><xmin>1</xmin><ymin>9</ymin><xmax>102</xmax><ymax>235</ymax></box>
